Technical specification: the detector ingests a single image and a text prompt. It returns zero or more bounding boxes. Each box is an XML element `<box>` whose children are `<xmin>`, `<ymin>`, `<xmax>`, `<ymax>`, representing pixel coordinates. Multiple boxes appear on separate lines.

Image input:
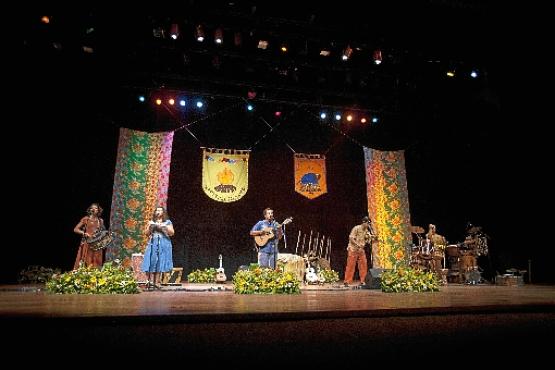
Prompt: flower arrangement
<box><xmin>187</xmin><ymin>268</ymin><xmax>217</xmax><ymax>283</ymax></box>
<box><xmin>380</xmin><ymin>266</ymin><xmax>440</xmax><ymax>293</ymax></box>
<box><xmin>233</xmin><ymin>268</ymin><xmax>300</xmax><ymax>294</ymax></box>
<box><xmin>19</xmin><ymin>265</ymin><xmax>62</xmax><ymax>284</ymax></box>
<box><xmin>45</xmin><ymin>262</ymin><xmax>140</xmax><ymax>294</ymax></box>
<box><xmin>318</xmin><ymin>269</ymin><xmax>340</xmax><ymax>283</ymax></box>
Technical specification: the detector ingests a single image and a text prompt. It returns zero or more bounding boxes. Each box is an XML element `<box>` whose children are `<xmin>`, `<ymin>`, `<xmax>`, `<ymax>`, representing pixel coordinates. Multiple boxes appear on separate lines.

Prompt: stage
<box><xmin>2</xmin><ymin>283</ymin><xmax>554</xmax><ymax>362</ymax></box>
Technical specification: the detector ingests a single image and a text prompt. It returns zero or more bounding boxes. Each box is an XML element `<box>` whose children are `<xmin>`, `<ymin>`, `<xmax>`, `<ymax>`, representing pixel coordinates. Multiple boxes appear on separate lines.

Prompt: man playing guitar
<box><xmin>250</xmin><ymin>208</ymin><xmax>292</xmax><ymax>269</ymax></box>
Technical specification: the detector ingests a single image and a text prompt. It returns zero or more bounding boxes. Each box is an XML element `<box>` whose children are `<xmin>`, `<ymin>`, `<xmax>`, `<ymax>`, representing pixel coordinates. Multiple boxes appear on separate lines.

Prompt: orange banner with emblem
<box><xmin>294</xmin><ymin>153</ymin><xmax>327</xmax><ymax>199</ymax></box>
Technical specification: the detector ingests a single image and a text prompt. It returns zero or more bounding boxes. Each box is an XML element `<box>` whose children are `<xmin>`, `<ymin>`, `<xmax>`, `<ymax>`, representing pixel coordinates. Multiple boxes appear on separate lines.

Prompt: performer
<box><xmin>250</xmin><ymin>208</ymin><xmax>283</xmax><ymax>269</ymax></box>
<box><xmin>73</xmin><ymin>203</ymin><xmax>105</xmax><ymax>269</ymax></box>
<box><xmin>426</xmin><ymin>224</ymin><xmax>447</xmax><ymax>274</ymax></box>
<box><xmin>344</xmin><ymin>216</ymin><xmax>376</xmax><ymax>286</ymax></box>
<box><xmin>142</xmin><ymin>207</ymin><xmax>174</xmax><ymax>289</ymax></box>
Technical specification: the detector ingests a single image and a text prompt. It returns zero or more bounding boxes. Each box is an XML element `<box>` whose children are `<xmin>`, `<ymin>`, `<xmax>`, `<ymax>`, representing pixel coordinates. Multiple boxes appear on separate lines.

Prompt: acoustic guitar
<box><xmin>216</xmin><ymin>254</ymin><xmax>226</xmax><ymax>283</ymax></box>
<box><xmin>253</xmin><ymin>217</ymin><xmax>293</xmax><ymax>247</ymax></box>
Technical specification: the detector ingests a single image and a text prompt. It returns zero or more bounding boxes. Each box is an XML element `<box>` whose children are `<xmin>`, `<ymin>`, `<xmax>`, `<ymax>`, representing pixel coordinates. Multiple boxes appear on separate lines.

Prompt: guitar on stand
<box><xmin>216</xmin><ymin>254</ymin><xmax>226</xmax><ymax>283</ymax></box>
<box><xmin>253</xmin><ymin>217</ymin><xmax>293</xmax><ymax>248</ymax></box>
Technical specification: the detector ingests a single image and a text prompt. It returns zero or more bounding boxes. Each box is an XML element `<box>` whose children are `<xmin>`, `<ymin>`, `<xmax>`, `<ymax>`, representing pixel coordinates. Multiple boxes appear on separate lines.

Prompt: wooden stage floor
<box><xmin>2</xmin><ymin>283</ymin><xmax>554</xmax><ymax>362</ymax></box>
<box><xmin>1</xmin><ymin>283</ymin><xmax>554</xmax><ymax>319</ymax></box>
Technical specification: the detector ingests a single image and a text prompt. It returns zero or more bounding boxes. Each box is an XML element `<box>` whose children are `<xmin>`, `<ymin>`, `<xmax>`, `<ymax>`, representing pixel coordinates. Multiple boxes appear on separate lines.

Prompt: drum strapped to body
<box><xmin>86</xmin><ymin>230</ymin><xmax>114</xmax><ymax>251</ymax></box>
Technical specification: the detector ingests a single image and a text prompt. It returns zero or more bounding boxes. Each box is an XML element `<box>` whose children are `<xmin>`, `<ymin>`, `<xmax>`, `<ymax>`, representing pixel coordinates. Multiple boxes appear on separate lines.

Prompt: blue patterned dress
<box><xmin>142</xmin><ymin>220</ymin><xmax>174</xmax><ymax>273</ymax></box>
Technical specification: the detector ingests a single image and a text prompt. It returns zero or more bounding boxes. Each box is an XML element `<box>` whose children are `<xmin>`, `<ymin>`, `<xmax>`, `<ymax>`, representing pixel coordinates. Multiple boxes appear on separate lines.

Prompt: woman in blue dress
<box><xmin>142</xmin><ymin>206</ymin><xmax>174</xmax><ymax>289</ymax></box>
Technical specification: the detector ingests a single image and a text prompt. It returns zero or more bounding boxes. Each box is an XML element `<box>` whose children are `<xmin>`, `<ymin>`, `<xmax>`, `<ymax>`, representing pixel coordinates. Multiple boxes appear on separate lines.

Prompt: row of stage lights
<box><xmin>139</xmin><ymin>95</ymin><xmax>379</xmax><ymax>124</ymax></box>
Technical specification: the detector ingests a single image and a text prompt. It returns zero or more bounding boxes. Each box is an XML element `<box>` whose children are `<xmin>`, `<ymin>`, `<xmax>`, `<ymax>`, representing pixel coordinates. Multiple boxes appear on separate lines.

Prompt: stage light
<box><xmin>41</xmin><ymin>16</ymin><xmax>50</xmax><ymax>24</ymax></box>
<box><xmin>335</xmin><ymin>114</ymin><xmax>342</xmax><ymax>121</ymax></box>
<box><xmin>320</xmin><ymin>112</ymin><xmax>327</xmax><ymax>119</ymax></box>
<box><xmin>196</xmin><ymin>101</ymin><xmax>204</xmax><ymax>108</ymax></box>
<box><xmin>214</xmin><ymin>28</ymin><xmax>223</xmax><ymax>44</ymax></box>
<box><xmin>168</xmin><ymin>99</ymin><xmax>175</xmax><ymax>105</ymax></box>
<box><xmin>373</xmin><ymin>49</ymin><xmax>382</xmax><ymax>65</ymax></box>
<box><xmin>179</xmin><ymin>99</ymin><xmax>186</xmax><ymax>107</ymax></box>
<box><xmin>372</xmin><ymin>116</ymin><xmax>378</xmax><ymax>123</ymax></box>
<box><xmin>155</xmin><ymin>99</ymin><xmax>162</xmax><ymax>105</ymax></box>
<box><xmin>446</xmin><ymin>70</ymin><xmax>455</xmax><ymax>77</ymax></box>
<box><xmin>195</xmin><ymin>25</ymin><xmax>205</xmax><ymax>42</ymax></box>
<box><xmin>138</xmin><ymin>95</ymin><xmax>145</xmax><ymax>102</ymax></box>
<box><xmin>346</xmin><ymin>114</ymin><xmax>353</xmax><ymax>122</ymax></box>
<box><xmin>258</xmin><ymin>40</ymin><xmax>269</xmax><ymax>50</ymax></box>
<box><xmin>280</xmin><ymin>45</ymin><xmax>288</xmax><ymax>53</ymax></box>
<box><xmin>275</xmin><ymin>111</ymin><xmax>282</xmax><ymax>117</ymax></box>
<box><xmin>170</xmin><ymin>23</ymin><xmax>179</xmax><ymax>40</ymax></box>
<box><xmin>247</xmin><ymin>90</ymin><xmax>257</xmax><ymax>99</ymax></box>
<box><xmin>320</xmin><ymin>50</ymin><xmax>331</xmax><ymax>57</ymax></box>
<box><xmin>361</xmin><ymin>117</ymin><xmax>367</xmax><ymax>123</ymax></box>
<box><xmin>342</xmin><ymin>46</ymin><xmax>353</xmax><ymax>61</ymax></box>
<box><xmin>470</xmin><ymin>70</ymin><xmax>478</xmax><ymax>78</ymax></box>
<box><xmin>247</xmin><ymin>104</ymin><xmax>254</xmax><ymax>111</ymax></box>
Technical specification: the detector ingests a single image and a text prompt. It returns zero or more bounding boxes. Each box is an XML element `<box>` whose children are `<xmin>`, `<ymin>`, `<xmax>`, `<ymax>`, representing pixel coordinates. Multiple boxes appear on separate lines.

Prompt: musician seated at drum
<box><xmin>344</xmin><ymin>216</ymin><xmax>376</xmax><ymax>286</ymax></box>
<box><xmin>250</xmin><ymin>208</ymin><xmax>283</xmax><ymax>269</ymax></box>
<box><xmin>73</xmin><ymin>203</ymin><xmax>105</xmax><ymax>269</ymax></box>
<box><xmin>142</xmin><ymin>206</ymin><xmax>175</xmax><ymax>289</ymax></box>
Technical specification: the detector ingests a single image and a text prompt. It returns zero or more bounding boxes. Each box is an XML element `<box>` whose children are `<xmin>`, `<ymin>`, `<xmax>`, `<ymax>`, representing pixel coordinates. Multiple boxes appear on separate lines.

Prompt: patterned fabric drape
<box><xmin>364</xmin><ymin>147</ymin><xmax>412</xmax><ymax>269</ymax></box>
<box><xmin>294</xmin><ymin>153</ymin><xmax>327</xmax><ymax>199</ymax></box>
<box><xmin>202</xmin><ymin>148</ymin><xmax>250</xmax><ymax>202</ymax></box>
<box><xmin>107</xmin><ymin>128</ymin><xmax>174</xmax><ymax>267</ymax></box>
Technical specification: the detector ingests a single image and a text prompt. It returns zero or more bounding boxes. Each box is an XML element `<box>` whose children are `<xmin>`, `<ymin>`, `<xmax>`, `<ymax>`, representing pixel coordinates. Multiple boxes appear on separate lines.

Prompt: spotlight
<box><xmin>258</xmin><ymin>40</ymin><xmax>269</xmax><ymax>50</ymax></box>
<box><xmin>342</xmin><ymin>46</ymin><xmax>353</xmax><ymax>61</ymax></box>
<box><xmin>195</xmin><ymin>25</ymin><xmax>205</xmax><ymax>42</ymax></box>
<box><xmin>214</xmin><ymin>28</ymin><xmax>223</xmax><ymax>44</ymax></box>
<box><xmin>170</xmin><ymin>23</ymin><xmax>179</xmax><ymax>40</ymax></box>
<box><xmin>373</xmin><ymin>49</ymin><xmax>382</xmax><ymax>65</ymax></box>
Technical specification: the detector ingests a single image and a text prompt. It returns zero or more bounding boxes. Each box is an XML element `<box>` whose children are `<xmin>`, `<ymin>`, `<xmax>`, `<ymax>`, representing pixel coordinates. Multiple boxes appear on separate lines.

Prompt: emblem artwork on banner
<box><xmin>202</xmin><ymin>148</ymin><xmax>250</xmax><ymax>202</ymax></box>
<box><xmin>294</xmin><ymin>153</ymin><xmax>327</xmax><ymax>199</ymax></box>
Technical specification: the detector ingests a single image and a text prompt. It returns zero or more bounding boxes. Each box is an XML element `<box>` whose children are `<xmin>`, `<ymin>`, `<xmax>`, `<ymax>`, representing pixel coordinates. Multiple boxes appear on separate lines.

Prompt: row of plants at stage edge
<box><xmin>233</xmin><ymin>267</ymin><xmax>301</xmax><ymax>294</ymax></box>
<box><xmin>45</xmin><ymin>262</ymin><xmax>140</xmax><ymax>294</ymax></box>
<box><xmin>187</xmin><ymin>268</ymin><xmax>217</xmax><ymax>283</ymax></box>
<box><xmin>381</xmin><ymin>265</ymin><xmax>440</xmax><ymax>293</ymax></box>
<box><xmin>19</xmin><ymin>265</ymin><xmax>62</xmax><ymax>284</ymax></box>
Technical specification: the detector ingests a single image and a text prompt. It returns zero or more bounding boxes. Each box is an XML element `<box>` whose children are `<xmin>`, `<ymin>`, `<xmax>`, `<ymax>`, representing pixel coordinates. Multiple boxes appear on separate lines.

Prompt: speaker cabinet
<box><xmin>363</xmin><ymin>268</ymin><xmax>387</xmax><ymax>289</ymax></box>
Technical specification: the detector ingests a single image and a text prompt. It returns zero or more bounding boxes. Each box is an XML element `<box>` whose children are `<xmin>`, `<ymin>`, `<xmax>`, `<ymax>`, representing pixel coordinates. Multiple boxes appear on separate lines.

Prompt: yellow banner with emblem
<box><xmin>202</xmin><ymin>148</ymin><xmax>250</xmax><ymax>202</ymax></box>
<box><xmin>294</xmin><ymin>153</ymin><xmax>327</xmax><ymax>199</ymax></box>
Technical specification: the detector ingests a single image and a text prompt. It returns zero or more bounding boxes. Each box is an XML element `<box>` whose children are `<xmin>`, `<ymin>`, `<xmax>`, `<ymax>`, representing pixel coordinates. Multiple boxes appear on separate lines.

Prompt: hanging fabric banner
<box><xmin>108</xmin><ymin>128</ymin><xmax>174</xmax><ymax>267</ymax></box>
<box><xmin>202</xmin><ymin>148</ymin><xmax>250</xmax><ymax>202</ymax></box>
<box><xmin>364</xmin><ymin>147</ymin><xmax>412</xmax><ymax>269</ymax></box>
<box><xmin>294</xmin><ymin>153</ymin><xmax>327</xmax><ymax>199</ymax></box>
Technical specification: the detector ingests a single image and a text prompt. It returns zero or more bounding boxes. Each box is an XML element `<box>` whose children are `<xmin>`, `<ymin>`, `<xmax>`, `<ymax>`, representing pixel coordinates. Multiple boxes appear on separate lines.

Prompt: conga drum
<box><xmin>277</xmin><ymin>253</ymin><xmax>306</xmax><ymax>282</ymax></box>
<box><xmin>131</xmin><ymin>253</ymin><xmax>148</xmax><ymax>282</ymax></box>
